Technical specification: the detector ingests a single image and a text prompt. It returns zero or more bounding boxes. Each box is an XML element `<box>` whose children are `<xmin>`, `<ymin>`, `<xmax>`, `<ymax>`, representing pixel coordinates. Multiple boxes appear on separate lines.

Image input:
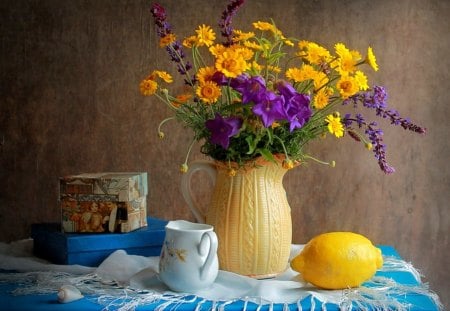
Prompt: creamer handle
<box><xmin>180</xmin><ymin>160</ymin><xmax>217</xmax><ymax>223</ymax></box>
<box><xmin>199</xmin><ymin>231</ymin><xmax>218</xmax><ymax>281</ymax></box>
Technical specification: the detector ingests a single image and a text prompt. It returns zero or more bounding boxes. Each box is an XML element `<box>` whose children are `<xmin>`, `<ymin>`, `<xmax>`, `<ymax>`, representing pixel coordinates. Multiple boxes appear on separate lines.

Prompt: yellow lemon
<box><xmin>291</xmin><ymin>232</ymin><xmax>383</xmax><ymax>289</ymax></box>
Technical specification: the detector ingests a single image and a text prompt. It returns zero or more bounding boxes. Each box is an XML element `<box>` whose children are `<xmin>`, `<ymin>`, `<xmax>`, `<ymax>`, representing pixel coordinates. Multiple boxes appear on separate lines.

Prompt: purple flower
<box><xmin>205</xmin><ymin>114</ymin><xmax>243</xmax><ymax>149</ymax></box>
<box><xmin>276</xmin><ymin>80</ymin><xmax>297</xmax><ymax>99</ymax></box>
<box><xmin>252</xmin><ymin>91</ymin><xmax>286</xmax><ymax>128</ymax></box>
<box><xmin>150</xmin><ymin>3</ymin><xmax>194</xmax><ymax>86</ymax></box>
<box><xmin>218</xmin><ymin>0</ymin><xmax>245</xmax><ymax>46</ymax></box>
<box><xmin>345</xmin><ymin>86</ymin><xmax>426</xmax><ymax>134</ymax></box>
<box><xmin>211</xmin><ymin>71</ymin><xmax>229</xmax><ymax>86</ymax></box>
<box><xmin>232</xmin><ymin>75</ymin><xmax>267</xmax><ymax>104</ymax></box>
<box><xmin>283</xmin><ymin>94</ymin><xmax>312</xmax><ymax>131</ymax></box>
<box><xmin>277</xmin><ymin>80</ymin><xmax>311</xmax><ymax>131</ymax></box>
<box><xmin>343</xmin><ymin>114</ymin><xmax>395</xmax><ymax>174</ymax></box>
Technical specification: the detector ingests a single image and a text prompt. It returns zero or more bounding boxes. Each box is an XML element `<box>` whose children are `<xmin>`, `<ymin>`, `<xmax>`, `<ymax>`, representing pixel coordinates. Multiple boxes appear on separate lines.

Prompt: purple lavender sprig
<box><xmin>343</xmin><ymin>114</ymin><xmax>395</xmax><ymax>174</ymax></box>
<box><xmin>344</xmin><ymin>86</ymin><xmax>426</xmax><ymax>134</ymax></box>
<box><xmin>342</xmin><ymin>86</ymin><xmax>426</xmax><ymax>174</ymax></box>
<box><xmin>150</xmin><ymin>3</ymin><xmax>194</xmax><ymax>86</ymax></box>
<box><xmin>218</xmin><ymin>0</ymin><xmax>245</xmax><ymax>47</ymax></box>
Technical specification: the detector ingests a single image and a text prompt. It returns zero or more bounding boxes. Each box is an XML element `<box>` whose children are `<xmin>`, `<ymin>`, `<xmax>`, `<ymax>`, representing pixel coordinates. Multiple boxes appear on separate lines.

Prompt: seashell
<box><xmin>57</xmin><ymin>285</ymin><xmax>84</xmax><ymax>303</ymax></box>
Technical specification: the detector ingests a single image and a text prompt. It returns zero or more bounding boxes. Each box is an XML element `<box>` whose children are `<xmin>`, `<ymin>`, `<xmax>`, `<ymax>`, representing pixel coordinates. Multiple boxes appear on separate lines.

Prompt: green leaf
<box><xmin>257</xmin><ymin>148</ymin><xmax>275</xmax><ymax>163</ymax></box>
<box><xmin>246</xmin><ymin>135</ymin><xmax>259</xmax><ymax>154</ymax></box>
<box><xmin>266</xmin><ymin>128</ymin><xmax>274</xmax><ymax>145</ymax></box>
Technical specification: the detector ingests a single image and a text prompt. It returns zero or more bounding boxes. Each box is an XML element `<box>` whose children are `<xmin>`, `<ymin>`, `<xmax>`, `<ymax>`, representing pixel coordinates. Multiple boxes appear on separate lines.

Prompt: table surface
<box><xmin>0</xmin><ymin>246</ymin><xmax>440</xmax><ymax>311</ymax></box>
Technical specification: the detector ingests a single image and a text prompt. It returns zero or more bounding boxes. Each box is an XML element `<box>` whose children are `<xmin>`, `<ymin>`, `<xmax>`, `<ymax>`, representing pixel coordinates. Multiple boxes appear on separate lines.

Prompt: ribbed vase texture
<box><xmin>205</xmin><ymin>162</ymin><xmax>292</xmax><ymax>278</ymax></box>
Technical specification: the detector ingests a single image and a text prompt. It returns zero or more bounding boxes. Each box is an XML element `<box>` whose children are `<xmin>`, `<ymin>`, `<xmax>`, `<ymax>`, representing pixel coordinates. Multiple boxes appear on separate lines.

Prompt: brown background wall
<box><xmin>1</xmin><ymin>0</ymin><xmax>449</xmax><ymax>307</ymax></box>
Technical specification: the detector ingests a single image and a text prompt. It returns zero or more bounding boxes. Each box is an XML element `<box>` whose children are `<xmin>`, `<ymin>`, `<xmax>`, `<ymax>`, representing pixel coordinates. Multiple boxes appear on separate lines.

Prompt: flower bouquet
<box><xmin>140</xmin><ymin>0</ymin><xmax>425</xmax><ymax>174</ymax></box>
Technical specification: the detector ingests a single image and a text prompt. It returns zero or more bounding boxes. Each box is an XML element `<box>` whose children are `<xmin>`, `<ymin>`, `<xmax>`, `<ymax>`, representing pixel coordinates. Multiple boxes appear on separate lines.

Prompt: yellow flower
<box><xmin>195</xmin><ymin>24</ymin><xmax>216</xmax><ymax>47</ymax></box>
<box><xmin>196</xmin><ymin>81</ymin><xmax>221</xmax><ymax>104</ymax></box>
<box><xmin>182</xmin><ymin>35</ymin><xmax>197</xmax><ymax>48</ymax></box>
<box><xmin>231</xmin><ymin>45</ymin><xmax>255</xmax><ymax>61</ymax></box>
<box><xmin>302</xmin><ymin>42</ymin><xmax>331</xmax><ymax>65</ymax></box>
<box><xmin>215</xmin><ymin>49</ymin><xmax>248</xmax><ymax>78</ymax></box>
<box><xmin>298</xmin><ymin>40</ymin><xmax>310</xmax><ymax>49</ymax></box>
<box><xmin>267</xmin><ymin>65</ymin><xmax>281</xmax><ymax>73</ymax></box>
<box><xmin>227</xmin><ymin>168</ymin><xmax>237</xmax><ymax>177</ymax></box>
<box><xmin>171</xmin><ymin>94</ymin><xmax>192</xmax><ymax>108</ymax></box>
<box><xmin>286</xmin><ymin>67</ymin><xmax>303</xmax><ymax>82</ymax></box>
<box><xmin>282</xmin><ymin>159</ymin><xmax>295</xmax><ymax>170</ymax></box>
<box><xmin>253</xmin><ymin>21</ymin><xmax>275</xmax><ymax>31</ymax></box>
<box><xmin>284</xmin><ymin>39</ymin><xmax>294</xmax><ymax>46</ymax></box>
<box><xmin>196</xmin><ymin>66</ymin><xmax>216</xmax><ymax>84</ymax></box>
<box><xmin>139</xmin><ymin>79</ymin><xmax>158</xmax><ymax>96</ymax></box>
<box><xmin>325</xmin><ymin>114</ymin><xmax>344</xmax><ymax>138</ymax></box>
<box><xmin>337</xmin><ymin>75</ymin><xmax>359</xmax><ymax>99</ymax></box>
<box><xmin>233</xmin><ymin>30</ymin><xmax>255</xmax><ymax>42</ymax></box>
<box><xmin>313</xmin><ymin>87</ymin><xmax>333</xmax><ymax>109</ymax></box>
<box><xmin>153</xmin><ymin>70</ymin><xmax>173</xmax><ymax>83</ymax></box>
<box><xmin>209</xmin><ymin>44</ymin><xmax>226</xmax><ymax>57</ymax></box>
<box><xmin>335</xmin><ymin>43</ymin><xmax>361</xmax><ymax>74</ymax></box>
<box><xmin>355</xmin><ymin>70</ymin><xmax>369</xmax><ymax>91</ymax></box>
<box><xmin>286</xmin><ymin>64</ymin><xmax>328</xmax><ymax>90</ymax></box>
<box><xmin>366</xmin><ymin>46</ymin><xmax>379</xmax><ymax>71</ymax></box>
<box><xmin>243</xmin><ymin>40</ymin><xmax>264</xmax><ymax>51</ymax></box>
<box><xmin>311</xmin><ymin>71</ymin><xmax>329</xmax><ymax>90</ymax></box>
<box><xmin>250</xmin><ymin>61</ymin><xmax>263</xmax><ymax>71</ymax></box>
<box><xmin>159</xmin><ymin>33</ymin><xmax>176</xmax><ymax>47</ymax></box>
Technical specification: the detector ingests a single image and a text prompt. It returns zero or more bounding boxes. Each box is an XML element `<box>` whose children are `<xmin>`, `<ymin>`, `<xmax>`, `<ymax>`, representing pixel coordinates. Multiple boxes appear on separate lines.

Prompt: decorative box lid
<box><xmin>59</xmin><ymin>172</ymin><xmax>148</xmax><ymax>202</ymax></box>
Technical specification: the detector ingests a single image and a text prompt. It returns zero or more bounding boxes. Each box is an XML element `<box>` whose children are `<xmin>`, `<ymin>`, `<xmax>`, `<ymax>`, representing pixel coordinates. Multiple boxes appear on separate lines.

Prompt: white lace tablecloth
<box><xmin>0</xmin><ymin>239</ymin><xmax>442</xmax><ymax>311</ymax></box>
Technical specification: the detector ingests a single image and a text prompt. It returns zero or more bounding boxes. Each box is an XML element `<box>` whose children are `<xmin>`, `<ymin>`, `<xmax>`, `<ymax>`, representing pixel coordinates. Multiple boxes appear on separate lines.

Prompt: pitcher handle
<box><xmin>180</xmin><ymin>160</ymin><xmax>217</xmax><ymax>223</ymax></box>
<box><xmin>198</xmin><ymin>231</ymin><xmax>218</xmax><ymax>281</ymax></box>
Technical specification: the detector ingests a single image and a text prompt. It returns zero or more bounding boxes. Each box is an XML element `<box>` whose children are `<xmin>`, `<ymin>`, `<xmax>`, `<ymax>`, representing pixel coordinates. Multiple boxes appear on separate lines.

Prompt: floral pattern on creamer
<box><xmin>160</xmin><ymin>240</ymin><xmax>187</xmax><ymax>272</ymax></box>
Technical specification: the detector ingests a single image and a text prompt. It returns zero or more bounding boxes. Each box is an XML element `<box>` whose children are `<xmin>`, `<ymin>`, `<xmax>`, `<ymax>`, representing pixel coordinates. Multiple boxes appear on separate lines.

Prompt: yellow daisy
<box><xmin>250</xmin><ymin>61</ymin><xmax>263</xmax><ymax>72</ymax></box>
<box><xmin>252</xmin><ymin>21</ymin><xmax>274</xmax><ymax>31</ymax></box>
<box><xmin>284</xmin><ymin>39</ymin><xmax>294</xmax><ymax>47</ymax></box>
<box><xmin>303</xmin><ymin>42</ymin><xmax>331</xmax><ymax>65</ymax></box>
<box><xmin>311</xmin><ymin>70</ymin><xmax>329</xmax><ymax>90</ymax></box>
<box><xmin>285</xmin><ymin>67</ymin><xmax>303</xmax><ymax>82</ymax></box>
<box><xmin>196</xmin><ymin>66</ymin><xmax>216</xmax><ymax>84</ymax></box>
<box><xmin>298</xmin><ymin>40</ymin><xmax>310</xmax><ymax>50</ymax></box>
<box><xmin>354</xmin><ymin>70</ymin><xmax>369</xmax><ymax>91</ymax></box>
<box><xmin>195</xmin><ymin>24</ymin><xmax>216</xmax><ymax>47</ymax></box>
<box><xmin>267</xmin><ymin>65</ymin><xmax>281</xmax><ymax>74</ymax></box>
<box><xmin>159</xmin><ymin>33</ymin><xmax>176</xmax><ymax>47</ymax></box>
<box><xmin>232</xmin><ymin>30</ymin><xmax>255</xmax><ymax>42</ymax></box>
<box><xmin>182</xmin><ymin>35</ymin><xmax>197</xmax><ymax>48</ymax></box>
<box><xmin>196</xmin><ymin>81</ymin><xmax>221</xmax><ymax>104</ymax></box>
<box><xmin>139</xmin><ymin>79</ymin><xmax>158</xmax><ymax>96</ymax></box>
<box><xmin>243</xmin><ymin>40</ymin><xmax>263</xmax><ymax>51</ymax></box>
<box><xmin>286</xmin><ymin>64</ymin><xmax>326</xmax><ymax>89</ymax></box>
<box><xmin>153</xmin><ymin>70</ymin><xmax>173</xmax><ymax>83</ymax></box>
<box><xmin>313</xmin><ymin>87</ymin><xmax>333</xmax><ymax>109</ymax></box>
<box><xmin>171</xmin><ymin>94</ymin><xmax>192</xmax><ymax>108</ymax></box>
<box><xmin>209</xmin><ymin>44</ymin><xmax>226</xmax><ymax>57</ymax></box>
<box><xmin>335</xmin><ymin>43</ymin><xmax>361</xmax><ymax>74</ymax></box>
<box><xmin>337</xmin><ymin>75</ymin><xmax>359</xmax><ymax>99</ymax></box>
<box><xmin>366</xmin><ymin>46</ymin><xmax>379</xmax><ymax>71</ymax></box>
<box><xmin>215</xmin><ymin>49</ymin><xmax>248</xmax><ymax>78</ymax></box>
<box><xmin>232</xmin><ymin>46</ymin><xmax>254</xmax><ymax>61</ymax></box>
<box><xmin>325</xmin><ymin>114</ymin><xmax>344</xmax><ymax>138</ymax></box>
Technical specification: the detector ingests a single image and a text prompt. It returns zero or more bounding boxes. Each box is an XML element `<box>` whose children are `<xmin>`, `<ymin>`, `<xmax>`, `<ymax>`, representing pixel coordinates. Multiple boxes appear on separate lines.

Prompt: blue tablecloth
<box><xmin>0</xmin><ymin>246</ymin><xmax>441</xmax><ymax>311</ymax></box>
